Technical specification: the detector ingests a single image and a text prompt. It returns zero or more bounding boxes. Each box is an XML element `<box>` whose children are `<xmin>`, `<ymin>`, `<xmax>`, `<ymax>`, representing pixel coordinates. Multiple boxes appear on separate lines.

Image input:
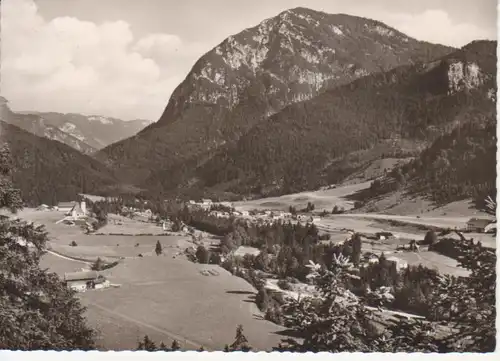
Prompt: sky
<box><xmin>0</xmin><ymin>0</ymin><xmax>497</xmax><ymax>121</ymax></box>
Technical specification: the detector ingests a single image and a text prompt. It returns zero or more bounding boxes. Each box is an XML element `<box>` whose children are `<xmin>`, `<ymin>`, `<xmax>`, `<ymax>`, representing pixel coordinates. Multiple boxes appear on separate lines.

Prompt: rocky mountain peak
<box><xmin>153</xmin><ymin>8</ymin><xmax>454</xmax><ymax>129</ymax></box>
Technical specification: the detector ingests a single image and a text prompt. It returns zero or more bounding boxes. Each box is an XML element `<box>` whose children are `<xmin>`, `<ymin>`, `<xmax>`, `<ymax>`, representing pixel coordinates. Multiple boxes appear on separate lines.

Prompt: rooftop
<box><xmin>64</xmin><ymin>270</ymin><xmax>100</xmax><ymax>282</ymax></box>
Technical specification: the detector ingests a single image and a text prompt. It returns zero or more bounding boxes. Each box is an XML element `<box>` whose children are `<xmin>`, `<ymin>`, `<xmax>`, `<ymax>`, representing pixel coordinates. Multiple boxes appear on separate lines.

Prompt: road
<box><xmin>46</xmin><ymin>249</ymin><xmax>91</xmax><ymax>265</ymax></box>
<box><xmin>85</xmin><ymin>301</ymin><xmax>210</xmax><ymax>351</ymax></box>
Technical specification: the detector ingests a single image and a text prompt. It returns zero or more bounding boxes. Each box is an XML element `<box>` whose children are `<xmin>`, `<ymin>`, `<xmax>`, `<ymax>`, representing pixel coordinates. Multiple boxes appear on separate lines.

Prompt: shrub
<box><xmin>196</xmin><ymin>245</ymin><xmax>210</xmax><ymax>264</ymax></box>
<box><xmin>277</xmin><ymin>279</ymin><xmax>292</xmax><ymax>290</ymax></box>
<box><xmin>423</xmin><ymin>230</ymin><xmax>438</xmax><ymax>245</ymax></box>
<box><xmin>255</xmin><ymin>287</ymin><xmax>270</xmax><ymax>312</ymax></box>
<box><xmin>70</xmin><ymin>240</ymin><xmax>78</xmax><ymax>247</ymax></box>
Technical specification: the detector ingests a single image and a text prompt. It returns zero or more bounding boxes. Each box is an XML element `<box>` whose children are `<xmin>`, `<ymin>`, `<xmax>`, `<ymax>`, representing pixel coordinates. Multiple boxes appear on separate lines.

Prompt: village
<box><xmin>29</xmin><ymin>193</ymin><xmax>497</xmax><ymax>298</ymax></box>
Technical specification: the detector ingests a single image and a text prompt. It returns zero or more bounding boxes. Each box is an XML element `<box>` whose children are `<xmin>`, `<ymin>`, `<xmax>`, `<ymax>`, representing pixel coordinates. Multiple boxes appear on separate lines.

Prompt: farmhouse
<box><xmin>466</xmin><ymin>218</ymin><xmax>492</xmax><ymax>233</ymax></box>
<box><xmin>64</xmin><ymin>270</ymin><xmax>109</xmax><ymax>292</ymax></box>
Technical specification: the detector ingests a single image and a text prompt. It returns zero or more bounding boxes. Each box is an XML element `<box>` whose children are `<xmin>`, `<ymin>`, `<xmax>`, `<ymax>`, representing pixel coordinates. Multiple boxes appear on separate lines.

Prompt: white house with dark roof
<box><xmin>56</xmin><ymin>201</ymin><xmax>87</xmax><ymax>218</ymax></box>
<box><xmin>63</xmin><ymin>270</ymin><xmax>109</xmax><ymax>292</ymax></box>
<box><xmin>467</xmin><ymin>218</ymin><xmax>493</xmax><ymax>233</ymax></box>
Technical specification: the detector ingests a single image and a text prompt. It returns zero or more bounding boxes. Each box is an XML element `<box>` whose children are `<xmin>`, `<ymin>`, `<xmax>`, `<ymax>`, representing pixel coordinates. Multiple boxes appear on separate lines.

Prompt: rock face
<box><xmin>0</xmin><ymin>97</ymin><xmax>96</xmax><ymax>154</ymax></box>
<box><xmin>19</xmin><ymin>111</ymin><xmax>154</xmax><ymax>152</ymax></box>
<box><xmin>159</xmin><ymin>8</ymin><xmax>451</xmax><ymax>123</ymax></box>
<box><xmin>98</xmin><ymin>7</ymin><xmax>454</xmax><ymax>184</ymax></box>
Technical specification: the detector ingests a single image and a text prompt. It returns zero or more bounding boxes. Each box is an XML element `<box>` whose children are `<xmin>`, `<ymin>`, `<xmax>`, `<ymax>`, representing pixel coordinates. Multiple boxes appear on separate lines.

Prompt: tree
<box><xmin>255</xmin><ymin>287</ymin><xmax>270</xmax><ymax>312</ymax></box>
<box><xmin>155</xmin><ymin>240</ymin><xmax>163</xmax><ymax>256</ymax></box>
<box><xmin>170</xmin><ymin>339</ymin><xmax>180</xmax><ymax>351</ymax></box>
<box><xmin>0</xmin><ymin>145</ymin><xmax>96</xmax><ymax>350</ymax></box>
<box><xmin>137</xmin><ymin>335</ymin><xmax>157</xmax><ymax>351</ymax></box>
<box><xmin>171</xmin><ymin>218</ymin><xmax>183</xmax><ymax>232</ymax></box>
<box><xmin>196</xmin><ymin>245</ymin><xmax>210</xmax><ymax>264</ymax></box>
<box><xmin>351</xmin><ymin>233</ymin><xmax>362</xmax><ymax>267</ymax></box>
<box><xmin>91</xmin><ymin>257</ymin><xmax>105</xmax><ymax>271</ymax></box>
<box><xmin>429</xmin><ymin>236</ymin><xmax>496</xmax><ymax>351</ymax></box>
<box><xmin>227</xmin><ymin>325</ymin><xmax>252</xmax><ymax>352</ymax></box>
<box><xmin>424</xmin><ymin>230</ymin><xmax>438</xmax><ymax>245</ymax></box>
<box><xmin>159</xmin><ymin>342</ymin><xmax>169</xmax><ymax>351</ymax></box>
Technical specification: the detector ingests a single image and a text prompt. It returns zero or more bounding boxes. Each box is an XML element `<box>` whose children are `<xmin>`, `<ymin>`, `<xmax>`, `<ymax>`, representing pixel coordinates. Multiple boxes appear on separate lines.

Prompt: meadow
<box><xmin>23</xmin><ymin>208</ymin><xmax>285</xmax><ymax>351</ymax></box>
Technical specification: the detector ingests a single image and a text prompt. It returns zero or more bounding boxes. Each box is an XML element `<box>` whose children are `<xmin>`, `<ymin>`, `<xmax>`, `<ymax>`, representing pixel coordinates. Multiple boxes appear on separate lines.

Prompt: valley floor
<box><xmin>19</xmin><ymin>180</ymin><xmax>496</xmax><ymax>350</ymax></box>
<box><xmin>25</xmin><ymin>209</ymin><xmax>283</xmax><ymax>351</ymax></box>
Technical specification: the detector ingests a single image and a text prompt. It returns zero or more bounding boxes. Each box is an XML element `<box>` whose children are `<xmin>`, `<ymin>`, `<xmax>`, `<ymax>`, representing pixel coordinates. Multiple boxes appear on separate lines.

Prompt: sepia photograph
<box><xmin>0</xmin><ymin>0</ymin><xmax>497</xmax><ymax>355</ymax></box>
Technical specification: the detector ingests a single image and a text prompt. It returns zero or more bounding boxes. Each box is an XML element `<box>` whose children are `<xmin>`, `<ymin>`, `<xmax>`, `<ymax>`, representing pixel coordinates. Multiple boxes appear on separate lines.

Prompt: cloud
<box><xmin>376</xmin><ymin>9</ymin><xmax>494</xmax><ymax>47</ymax></box>
<box><xmin>1</xmin><ymin>0</ymin><xmax>204</xmax><ymax>120</ymax></box>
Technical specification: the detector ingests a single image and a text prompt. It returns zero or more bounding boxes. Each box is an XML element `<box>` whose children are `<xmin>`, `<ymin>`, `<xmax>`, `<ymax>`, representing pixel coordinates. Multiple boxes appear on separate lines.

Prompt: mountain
<box><xmin>26</xmin><ymin>111</ymin><xmax>154</xmax><ymax>151</ymax></box>
<box><xmin>1</xmin><ymin>97</ymin><xmax>153</xmax><ymax>154</ymax></box>
<box><xmin>97</xmin><ymin>7</ymin><xmax>454</xmax><ymax>185</ymax></box>
<box><xmin>149</xmin><ymin>40</ymin><xmax>496</xmax><ymax>198</ymax></box>
<box><xmin>0</xmin><ymin>120</ymin><xmax>125</xmax><ymax>206</ymax></box>
<box><xmin>0</xmin><ymin>97</ymin><xmax>96</xmax><ymax>154</ymax></box>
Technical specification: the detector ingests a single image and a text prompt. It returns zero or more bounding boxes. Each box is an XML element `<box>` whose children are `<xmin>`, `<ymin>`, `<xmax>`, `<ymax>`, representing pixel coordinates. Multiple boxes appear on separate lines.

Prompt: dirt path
<box><xmin>86</xmin><ymin>301</ymin><xmax>209</xmax><ymax>350</ymax></box>
<box><xmin>46</xmin><ymin>249</ymin><xmax>91</xmax><ymax>265</ymax></box>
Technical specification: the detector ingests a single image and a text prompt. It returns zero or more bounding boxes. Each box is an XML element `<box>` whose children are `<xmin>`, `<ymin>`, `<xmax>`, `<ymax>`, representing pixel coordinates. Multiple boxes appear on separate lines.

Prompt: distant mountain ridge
<box><xmin>98</xmin><ymin>7</ymin><xmax>455</xmax><ymax>186</ymax></box>
<box><xmin>1</xmin><ymin>97</ymin><xmax>96</xmax><ymax>154</ymax></box>
<box><xmin>25</xmin><ymin>111</ymin><xmax>153</xmax><ymax>150</ymax></box>
<box><xmin>1</xmin><ymin>97</ymin><xmax>153</xmax><ymax>154</ymax></box>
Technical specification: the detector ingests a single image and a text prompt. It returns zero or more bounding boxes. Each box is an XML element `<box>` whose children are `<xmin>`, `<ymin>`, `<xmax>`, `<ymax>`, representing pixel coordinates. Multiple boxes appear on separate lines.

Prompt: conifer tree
<box><xmin>0</xmin><ymin>145</ymin><xmax>95</xmax><ymax>350</ymax></box>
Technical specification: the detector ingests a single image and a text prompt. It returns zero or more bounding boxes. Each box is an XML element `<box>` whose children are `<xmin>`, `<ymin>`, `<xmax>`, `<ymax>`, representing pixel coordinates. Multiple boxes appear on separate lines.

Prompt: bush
<box><xmin>209</xmin><ymin>252</ymin><xmax>222</xmax><ymax>265</ymax></box>
<box><xmin>196</xmin><ymin>245</ymin><xmax>210</xmax><ymax>264</ymax></box>
<box><xmin>255</xmin><ymin>287</ymin><xmax>270</xmax><ymax>312</ymax></box>
<box><xmin>423</xmin><ymin>230</ymin><xmax>438</xmax><ymax>245</ymax></box>
<box><xmin>70</xmin><ymin>240</ymin><xmax>78</xmax><ymax>247</ymax></box>
<box><xmin>277</xmin><ymin>279</ymin><xmax>292</xmax><ymax>290</ymax></box>
<box><xmin>91</xmin><ymin>257</ymin><xmax>105</xmax><ymax>271</ymax></box>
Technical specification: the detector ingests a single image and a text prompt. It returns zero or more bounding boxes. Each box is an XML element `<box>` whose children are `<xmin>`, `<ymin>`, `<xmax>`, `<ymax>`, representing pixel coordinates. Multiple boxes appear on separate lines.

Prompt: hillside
<box><xmin>97</xmin><ymin>7</ymin><xmax>454</xmax><ymax>185</ymax></box>
<box><xmin>362</xmin><ymin>113</ymin><xmax>497</xmax><ymax>210</ymax></box>
<box><xmin>148</xmin><ymin>40</ymin><xmax>497</xmax><ymax>198</ymax></box>
<box><xmin>2</xmin><ymin>97</ymin><xmax>153</xmax><ymax>154</ymax></box>
<box><xmin>0</xmin><ymin>120</ymin><xmax>123</xmax><ymax>205</ymax></box>
<box><xmin>28</xmin><ymin>111</ymin><xmax>153</xmax><ymax>151</ymax></box>
<box><xmin>0</xmin><ymin>97</ymin><xmax>96</xmax><ymax>154</ymax></box>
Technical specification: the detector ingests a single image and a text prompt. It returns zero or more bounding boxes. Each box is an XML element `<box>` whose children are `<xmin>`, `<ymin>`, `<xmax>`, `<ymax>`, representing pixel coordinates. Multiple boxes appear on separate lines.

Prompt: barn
<box><xmin>64</xmin><ymin>270</ymin><xmax>107</xmax><ymax>292</ymax></box>
<box><xmin>466</xmin><ymin>218</ymin><xmax>492</xmax><ymax>233</ymax></box>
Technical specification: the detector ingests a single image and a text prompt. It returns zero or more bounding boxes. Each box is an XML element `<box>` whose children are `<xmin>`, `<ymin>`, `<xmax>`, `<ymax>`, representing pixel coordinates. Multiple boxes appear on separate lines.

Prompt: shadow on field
<box><xmin>226</xmin><ymin>290</ymin><xmax>255</xmax><ymax>295</ymax></box>
<box><xmin>273</xmin><ymin>328</ymin><xmax>302</xmax><ymax>338</ymax></box>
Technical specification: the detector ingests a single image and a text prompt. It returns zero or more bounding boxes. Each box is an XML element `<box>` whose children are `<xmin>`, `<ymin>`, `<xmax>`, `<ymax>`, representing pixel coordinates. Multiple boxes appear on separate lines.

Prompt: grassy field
<box><xmin>39</xmin><ymin>252</ymin><xmax>90</xmax><ymax>276</ymax></box>
<box><xmin>98</xmin><ymin>214</ymin><xmax>166</xmax><ymax>235</ymax></box>
<box><xmin>234</xmin><ymin>181</ymin><xmax>372</xmax><ymax>212</ymax></box>
<box><xmin>391</xmin><ymin>251</ymin><xmax>470</xmax><ymax>278</ymax></box>
<box><xmin>49</xmin><ymin>234</ymin><xmax>192</xmax><ymax>261</ymax></box>
<box><xmin>80</xmin><ymin>257</ymin><xmax>285</xmax><ymax>350</ymax></box>
<box><xmin>19</xmin><ymin>208</ymin><xmax>285</xmax><ymax>351</ymax></box>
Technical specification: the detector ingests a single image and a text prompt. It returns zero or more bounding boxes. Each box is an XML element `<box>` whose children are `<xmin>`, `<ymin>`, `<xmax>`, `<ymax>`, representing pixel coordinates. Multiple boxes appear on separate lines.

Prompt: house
<box><xmin>70</xmin><ymin>201</ymin><xmax>87</xmax><ymax>218</ymax></box>
<box><xmin>57</xmin><ymin>202</ymin><xmax>75</xmax><ymax>213</ymax></box>
<box><xmin>57</xmin><ymin>201</ymin><xmax>87</xmax><ymax>218</ymax></box>
<box><xmin>64</xmin><ymin>270</ymin><xmax>107</xmax><ymax>292</ymax></box>
<box><xmin>466</xmin><ymin>218</ymin><xmax>492</xmax><ymax>233</ymax></box>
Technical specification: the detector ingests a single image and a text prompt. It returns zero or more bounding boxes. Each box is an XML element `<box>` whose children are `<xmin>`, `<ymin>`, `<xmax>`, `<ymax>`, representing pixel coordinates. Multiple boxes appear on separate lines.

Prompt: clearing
<box><xmin>234</xmin><ymin>181</ymin><xmax>372</xmax><ymax>212</ymax></box>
